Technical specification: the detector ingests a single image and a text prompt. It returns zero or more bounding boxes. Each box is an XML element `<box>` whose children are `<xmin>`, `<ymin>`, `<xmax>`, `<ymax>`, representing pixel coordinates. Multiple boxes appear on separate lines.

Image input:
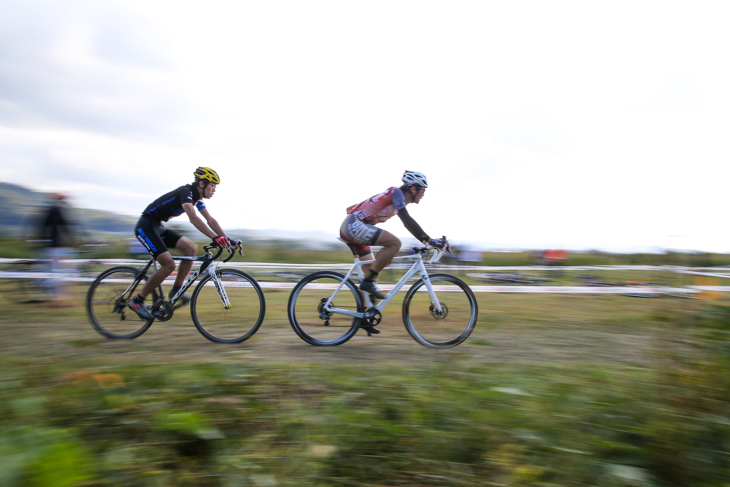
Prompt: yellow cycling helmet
<box><xmin>194</xmin><ymin>167</ymin><xmax>220</xmax><ymax>184</ymax></box>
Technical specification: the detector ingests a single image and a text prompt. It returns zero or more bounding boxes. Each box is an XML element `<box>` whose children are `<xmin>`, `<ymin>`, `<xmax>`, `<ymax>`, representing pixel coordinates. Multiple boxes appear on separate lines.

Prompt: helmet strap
<box><xmin>405</xmin><ymin>185</ymin><xmax>418</xmax><ymax>203</ymax></box>
<box><xmin>192</xmin><ymin>179</ymin><xmax>208</xmax><ymax>198</ymax></box>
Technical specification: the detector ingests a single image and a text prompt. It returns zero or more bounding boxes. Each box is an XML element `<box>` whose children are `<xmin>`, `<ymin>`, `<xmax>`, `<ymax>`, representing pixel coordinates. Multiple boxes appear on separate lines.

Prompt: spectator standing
<box><xmin>37</xmin><ymin>193</ymin><xmax>76</xmax><ymax>305</ymax></box>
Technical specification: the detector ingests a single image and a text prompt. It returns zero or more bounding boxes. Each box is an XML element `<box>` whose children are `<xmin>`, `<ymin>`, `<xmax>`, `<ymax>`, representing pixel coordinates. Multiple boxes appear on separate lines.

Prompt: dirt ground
<box><xmin>0</xmin><ymin>280</ymin><xmax>691</xmax><ymax>371</ymax></box>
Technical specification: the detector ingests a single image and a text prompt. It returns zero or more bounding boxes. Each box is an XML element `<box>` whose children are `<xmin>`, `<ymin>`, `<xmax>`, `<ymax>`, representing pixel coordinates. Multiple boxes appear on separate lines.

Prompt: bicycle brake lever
<box><xmin>222</xmin><ymin>248</ymin><xmax>236</xmax><ymax>263</ymax></box>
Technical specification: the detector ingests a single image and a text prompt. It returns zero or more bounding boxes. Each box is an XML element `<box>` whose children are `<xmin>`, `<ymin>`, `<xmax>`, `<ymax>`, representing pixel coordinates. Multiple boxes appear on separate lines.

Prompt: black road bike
<box><xmin>86</xmin><ymin>244</ymin><xmax>265</xmax><ymax>343</ymax></box>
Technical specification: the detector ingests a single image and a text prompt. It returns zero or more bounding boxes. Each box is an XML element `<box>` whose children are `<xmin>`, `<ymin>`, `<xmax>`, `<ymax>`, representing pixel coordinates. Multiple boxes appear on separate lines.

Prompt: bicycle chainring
<box><xmin>429</xmin><ymin>302</ymin><xmax>449</xmax><ymax>320</ymax></box>
<box><xmin>364</xmin><ymin>308</ymin><xmax>382</xmax><ymax>326</ymax></box>
<box><xmin>152</xmin><ymin>301</ymin><xmax>174</xmax><ymax>322</ymax></box>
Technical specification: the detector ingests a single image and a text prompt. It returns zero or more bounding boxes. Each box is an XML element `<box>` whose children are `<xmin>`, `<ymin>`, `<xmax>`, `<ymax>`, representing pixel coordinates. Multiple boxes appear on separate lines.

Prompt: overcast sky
<box><xmin>2</xmin><ymin>1</ymin><xmax>729</xmax><ymax>252</ymax></box>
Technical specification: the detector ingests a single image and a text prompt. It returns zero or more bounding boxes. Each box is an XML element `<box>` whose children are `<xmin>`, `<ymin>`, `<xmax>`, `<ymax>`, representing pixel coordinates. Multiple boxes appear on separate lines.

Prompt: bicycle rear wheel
<box><xmin>86</xmin><ymin>266</ymin><xmax>154</xmax><ymax>339</ymax></box>
<box><xmin>402</xmin><ymin>273</ymin><xmax>478</xmax><ymax>348</ymax></box>
<box><xmin>190</xmin><ymin>269</ymin><xmax>265</xmax><ymax>344</ymax></box>
<box><xmin>287</xmin><ymin>271</ymin><xmax>363</xmax><ymax>346</ymax></box>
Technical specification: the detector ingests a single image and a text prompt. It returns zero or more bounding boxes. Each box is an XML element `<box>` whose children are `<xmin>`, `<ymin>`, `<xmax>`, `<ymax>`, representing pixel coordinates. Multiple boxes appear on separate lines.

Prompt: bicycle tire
<box><xmin>86</xmin><ymin>266</ymin><xmax>154</xmax><ymax>339</ymax></box>
<box><xmin>190</xmin><ymin>268</ymin><xmax>266</xmax><ymax>344</ymax></box>
<box><xmin>287</xmin><ymin>271</ymin><xmax>364</xmax><ymax>346</ymax></box>
<box><xmin>402</xmin><ymin>273</ymin><xmax>478</xmax><ymax>348</ymax></box>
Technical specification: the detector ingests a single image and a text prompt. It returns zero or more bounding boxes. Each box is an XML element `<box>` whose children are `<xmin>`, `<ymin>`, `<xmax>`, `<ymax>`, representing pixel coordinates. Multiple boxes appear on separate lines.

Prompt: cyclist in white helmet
<box><xmin>340</xmin><ymin>170</ymin><xmax>448</xmax><ymax>315</ymax></box>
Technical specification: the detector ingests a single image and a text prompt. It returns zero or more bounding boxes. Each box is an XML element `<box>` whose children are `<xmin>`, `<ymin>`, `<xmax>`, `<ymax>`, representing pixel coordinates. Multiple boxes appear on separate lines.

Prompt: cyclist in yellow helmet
<box><xmin>128</xmin><ymin>167</ymin><xmax>240</xmax><ymax>320</ymax></box>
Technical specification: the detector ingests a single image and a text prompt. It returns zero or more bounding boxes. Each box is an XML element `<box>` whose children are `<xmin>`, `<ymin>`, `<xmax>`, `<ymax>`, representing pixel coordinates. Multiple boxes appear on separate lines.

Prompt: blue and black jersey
<box><xmin>141</xmin><ymin>185</ymin><xmax>206</xmax><ymax>222</ymax></box>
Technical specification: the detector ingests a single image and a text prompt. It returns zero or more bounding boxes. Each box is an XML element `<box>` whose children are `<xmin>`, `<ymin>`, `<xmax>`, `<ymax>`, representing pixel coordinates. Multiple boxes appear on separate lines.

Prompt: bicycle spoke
<box><xmin>86</xmin><ymin>267</ymin><xmax>153</xmax><ymax>339</ymax></box>
<box><xmin>288</xmin><ymin>272</ymin><xmax>363</xmax><ymax>346</ymax></box>
<box><xmin>403</xmin><ymin>274</ymin><xmax>478</xmax><ymax>348</ymax></box>
<box><xmin>191</xmin><ymin>269</ymin><xmax>265</xmax><ymax>344</ymax></box>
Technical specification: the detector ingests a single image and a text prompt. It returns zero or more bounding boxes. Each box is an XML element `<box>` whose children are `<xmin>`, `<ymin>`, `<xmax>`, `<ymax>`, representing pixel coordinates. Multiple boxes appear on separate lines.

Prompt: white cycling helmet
<box><xmin>402</xmin><ymin>170</ymin><xmax>428</xmax><ymax>188</ymax></box>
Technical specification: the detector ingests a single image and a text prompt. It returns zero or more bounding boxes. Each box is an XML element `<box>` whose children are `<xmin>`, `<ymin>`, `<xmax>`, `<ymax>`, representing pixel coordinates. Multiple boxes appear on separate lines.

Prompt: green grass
<box><xmin>2</xmin><ymin>354</ymin><xmax>730</xmax><ymax>486</ymax></box>
<box><xmin>1</xmin><ymin>280</ymin><xmax>730</xmax><ymax>485</ymax></box>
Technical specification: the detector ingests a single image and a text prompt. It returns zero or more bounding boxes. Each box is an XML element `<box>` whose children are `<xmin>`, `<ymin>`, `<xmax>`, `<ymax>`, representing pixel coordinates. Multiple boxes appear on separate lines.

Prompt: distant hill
<box><xmin>0</xmin><ymin>182</ymin><xmax>137</xmax><ymax>237</ymax></box>
<box><xmin>0</xmin><ymin>182</ymin><xmax>340</xmax><ymax>248</ymax></box>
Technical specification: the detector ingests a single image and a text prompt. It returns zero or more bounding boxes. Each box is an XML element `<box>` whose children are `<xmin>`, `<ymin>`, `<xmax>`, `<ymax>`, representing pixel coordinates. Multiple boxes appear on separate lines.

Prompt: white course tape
<box><xmin>0</xmin><ymin>271</ymin><xmax>710</xmax><ymax>294</ymax></box>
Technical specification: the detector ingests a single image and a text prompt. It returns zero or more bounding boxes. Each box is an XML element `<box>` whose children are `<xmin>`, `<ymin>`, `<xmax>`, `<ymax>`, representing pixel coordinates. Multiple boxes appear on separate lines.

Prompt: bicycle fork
<box><xmin>417</xmin><ymin>269</ymin><xmax>445</xmax><ymax>315</ymax></box>
<box><xmin>208</xmin><ymin>265</ymin><xmax>232</xmax><ymax>309</ymax></box>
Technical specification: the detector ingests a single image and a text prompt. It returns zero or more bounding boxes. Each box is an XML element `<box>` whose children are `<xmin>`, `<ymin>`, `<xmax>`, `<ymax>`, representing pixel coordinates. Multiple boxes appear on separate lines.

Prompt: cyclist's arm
<box><xmin>197</xmin><ymin>207</ymin><xmax>226</xmax><ymax>238</ymax></box>
<box><xmin>182</xmin><ymin>203</ymin><xmax>218</xmax><ymax>240</ymax></box>
<box><xmin>396</xmin><ymin>207</ymin><xmax>430</xmax><ymax>244</ymax></box>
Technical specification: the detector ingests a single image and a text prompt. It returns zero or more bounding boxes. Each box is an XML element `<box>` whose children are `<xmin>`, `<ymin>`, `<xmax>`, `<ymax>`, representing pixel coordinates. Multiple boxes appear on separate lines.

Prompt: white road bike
<box><xmin>287</xmin><ymin>240</ymin><xmax>478</xmax><ymax>348</ymax></box>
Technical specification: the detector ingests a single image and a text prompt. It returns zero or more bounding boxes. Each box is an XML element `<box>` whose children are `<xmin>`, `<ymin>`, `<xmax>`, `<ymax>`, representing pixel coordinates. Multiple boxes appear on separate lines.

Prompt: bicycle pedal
<box><xmin>360</xmin><ymin>325</ymin><xmax>380</xmax><ymax>336</ymax></box>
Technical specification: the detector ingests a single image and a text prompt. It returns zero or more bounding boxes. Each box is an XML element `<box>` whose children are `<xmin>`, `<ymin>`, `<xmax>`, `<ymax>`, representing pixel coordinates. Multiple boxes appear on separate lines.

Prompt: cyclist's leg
<box><xmin>133</xmin><ymin>218</ymin><xmax>175</xmax><ymax>299</ymax></box>
<box><xmin>340</xmin><ymin>218</ymin><xmax>396</xmax><ymax>310</ymax></box>
<box><xmin>368</xmin><ymin>230</ymin><xmax>401</xmax><ymax>274</ymax></box>
<box><xmin>358</xmin><ymin>231</ymin><xmax>399</xmax><ymax>304</ymax></box>
<box><xmin>359</xmin><ymin>252</ymin><xmax>375</xmax><ymax>275</ymax></box>
<box><xmin>171</xmin><ymin>236</ymin><xmax>197</xmax><ymax>288</ymax></box>
<box><xmin>340</xmin><ymin>215</ymin><xmax>399</xmax><ymax>275</ymax></box>
<box><xmin>138</xmin><ymin>251</ymin><xmax>175</xmax><ymax>298</ymax></box>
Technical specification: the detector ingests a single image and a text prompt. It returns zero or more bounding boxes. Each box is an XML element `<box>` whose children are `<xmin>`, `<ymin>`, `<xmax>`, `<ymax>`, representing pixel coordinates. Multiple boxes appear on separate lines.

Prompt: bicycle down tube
<box><xmin>166</xmin><ymin>256</ymin><xmax>230</xmax><ymax>310</ymax></box>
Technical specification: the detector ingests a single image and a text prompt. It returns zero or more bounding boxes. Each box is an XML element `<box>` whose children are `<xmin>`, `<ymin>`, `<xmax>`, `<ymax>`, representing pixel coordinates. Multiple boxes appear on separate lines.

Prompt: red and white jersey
<box><xmin>346</xmin><ymin>187</ymin><xmax>406</xmax><ymax>225</ymax></box>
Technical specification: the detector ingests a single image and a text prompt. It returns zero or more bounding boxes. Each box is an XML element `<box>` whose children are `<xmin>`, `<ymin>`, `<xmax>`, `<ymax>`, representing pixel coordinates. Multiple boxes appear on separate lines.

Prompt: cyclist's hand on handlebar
<box><xmin>213</xmin><ymin>235</ymin><xmax>230</xmax><ymax>250</ymax></box>
<box><xmin>228</xmin><ymin>238</ymin><xmax>243</xmax><ymax>253</ymax></box>
<box><xmin>430</xmin><ymin>237</ymin><xmax>452</xmax><ymax>253</ymax></box>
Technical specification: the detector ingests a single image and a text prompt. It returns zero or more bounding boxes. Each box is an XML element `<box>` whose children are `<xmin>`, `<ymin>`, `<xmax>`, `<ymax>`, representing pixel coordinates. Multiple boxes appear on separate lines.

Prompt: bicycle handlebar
<box><xmin>203</xmin><ymin>242</ymin><xmax>243</xmax><ymax>263</ymax></box>
<box><xmin>411</xmin><ymin>237</ymin><xmax>450</xmax><ymax>264</ymax></box>
<box><xmin>203</xmin><ymin>244</ymin><xmax>225</xmax><ymax>261</ymax></box>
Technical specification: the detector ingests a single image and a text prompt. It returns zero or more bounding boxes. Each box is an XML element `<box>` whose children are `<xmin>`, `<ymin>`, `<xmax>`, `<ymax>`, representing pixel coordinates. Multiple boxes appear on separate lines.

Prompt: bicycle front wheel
<box><xmin>287</xmin><ymin>271</ymin><xmax>364</xmax><ymax>346</ymax></box>
<box><xmin>402</xmin><ymin>273</ymin><xmax>478</xmax><ymax>348</ymax></box>
<box><xmin>190</xmin><ymin>269</ymin><xmax>265</xmax><ymax>344</ymax></box>
<box><xmin>86</xmin><ymin>266</ymin><xmax>153</xmax><ymax>339</ymax></box>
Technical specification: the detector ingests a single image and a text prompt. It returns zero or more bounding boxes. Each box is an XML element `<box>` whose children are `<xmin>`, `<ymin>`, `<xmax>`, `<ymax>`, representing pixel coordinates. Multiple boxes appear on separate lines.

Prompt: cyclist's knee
<box><xmin>376</xmin><ymin>231</ymin><xmax>400</xmax><ymax>248</ymax></box>
<box><xmin>156</xmin><ymin>253</ymin><xmax>176</xmax><ymax>274</ymax></box>
<box><xmin>185</xmin><ymin>241</ymin><xmax>198</xmax><ymax>256</ymax></box>
<box><xmin>177</xmin><ymin>237</ymin><xmax>197</xmax><ymax>256</ymax></box>
<box><xmin>383</xmin><ymin>236</ymin><xmax>401</xmax><ymax>249</ymax></box>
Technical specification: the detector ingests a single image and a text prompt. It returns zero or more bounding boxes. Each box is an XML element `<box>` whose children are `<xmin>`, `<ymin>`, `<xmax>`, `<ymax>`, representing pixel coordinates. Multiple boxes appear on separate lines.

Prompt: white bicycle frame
<box><xmin>323</xmin><ymin>247</ymin><xmax>446</xmax><ymax>319</ymax></box>
<box><xmin>162</xmin><ymin>255</ymin><xmax>231</xmax><ymax>309</ymax></box>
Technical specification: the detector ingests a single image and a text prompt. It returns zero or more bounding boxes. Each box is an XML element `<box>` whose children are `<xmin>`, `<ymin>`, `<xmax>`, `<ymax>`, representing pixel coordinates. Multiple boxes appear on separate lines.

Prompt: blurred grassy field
<box><xmin>2</xmin><ymin>275</ymin><xmax>730</xmax><ymax>486</ymax></box>
<box><xmin>5</xmin><ymin>234</ymin><xmax>730</xmax><ymax>267</ymax></box>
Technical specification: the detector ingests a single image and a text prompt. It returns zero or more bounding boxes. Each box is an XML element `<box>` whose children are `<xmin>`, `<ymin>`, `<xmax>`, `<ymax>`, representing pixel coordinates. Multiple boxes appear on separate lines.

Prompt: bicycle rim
<box><xmin>402</xmin><ymin>274</ymin><xmax>478</xmax><ymax>348</ymax></box>
<box><xmin>86</xmin><ymin>266</ymin><xmax>153</xmax><ymax>339</ymax></box>
<box><xmin>287</xmin><ymin>271</ymin><xmax>363</xmax><ymax>346</ymax></box>
<box><xmin>191</xmin><ymin>269</ymin><xmax>265</xmax><ymax>344</ymax></box>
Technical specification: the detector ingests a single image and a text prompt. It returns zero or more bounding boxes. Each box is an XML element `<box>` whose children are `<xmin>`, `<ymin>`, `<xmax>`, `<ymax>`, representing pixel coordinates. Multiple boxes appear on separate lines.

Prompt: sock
<box><xmin>132</xmin><ymin>293</ymin><xmax>144</xmax><ymax>304</ymax></box>
<box><xmin>170</xmin><ymin>285</ymin><xmax>181</xmax><ymax>297</ymax></box>
<box><xmin>365</xmin><ymin>270</ymin><xmax>379</xmax><ymax>281</ymax></box>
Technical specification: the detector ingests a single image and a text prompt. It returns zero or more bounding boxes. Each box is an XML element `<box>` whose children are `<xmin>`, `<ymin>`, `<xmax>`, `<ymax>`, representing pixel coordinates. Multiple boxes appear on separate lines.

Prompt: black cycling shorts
<box><xmin>134</xmin><ymin>216</ymin><xmax>183</xmax><ymax>258</ymax></box>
